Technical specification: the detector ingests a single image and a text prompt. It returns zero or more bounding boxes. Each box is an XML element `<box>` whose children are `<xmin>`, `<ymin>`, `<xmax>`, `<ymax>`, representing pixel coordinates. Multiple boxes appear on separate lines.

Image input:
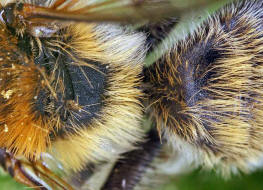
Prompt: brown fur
<box><xmin>0</xmin><ymin>23</ymin><xmax>58</xmax><ymax>159</ymax></box>
<box><xmin>144</xmin><ymin>0</ymin><xmax>263</xmax><ymax>173</ymax></box>
<box><xmin>0</xmin><ymin>0</ymin><xmax>146</xmax><ymax>173</ymax></box>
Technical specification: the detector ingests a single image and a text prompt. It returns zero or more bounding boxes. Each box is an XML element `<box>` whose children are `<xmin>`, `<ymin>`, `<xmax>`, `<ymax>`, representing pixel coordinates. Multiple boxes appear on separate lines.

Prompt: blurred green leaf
<box><xmin>161</xmin><ymin>169</ymin><xmax>263</xmax><ymax>190</ymax></box>
<box><xmin>0</xmin><ymin>169</ymin><xmax>26</xmax><ymax>190</ymax></box>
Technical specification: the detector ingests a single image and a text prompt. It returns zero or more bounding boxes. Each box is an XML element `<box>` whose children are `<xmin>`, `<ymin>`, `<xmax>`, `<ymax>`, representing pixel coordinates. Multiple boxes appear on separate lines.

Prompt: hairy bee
<box><xmin>144</xmin><ymin>0</ymin><xmax>263</xmax><ymax>176</ymax></box>
<box><xmin>0</xmin><ymin>0</ymin><xmax>147</xmax><ymax>189</ymax></box>
<box><xmin>2</xmin><ymin>0</ymin><xmax>263</xmax><ymax>190</ymax></box>
<box><xmin>107</xmin><ymin>0</ymin><xmax>263</xmax><ymax>189</ymax></box>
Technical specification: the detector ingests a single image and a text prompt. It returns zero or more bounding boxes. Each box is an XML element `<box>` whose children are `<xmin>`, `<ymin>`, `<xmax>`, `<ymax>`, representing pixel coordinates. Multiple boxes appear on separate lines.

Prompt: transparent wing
<box><xmin>18</xmin><ymin>0</ymin><xmax>227</xmax><ymax>23</ymax></box>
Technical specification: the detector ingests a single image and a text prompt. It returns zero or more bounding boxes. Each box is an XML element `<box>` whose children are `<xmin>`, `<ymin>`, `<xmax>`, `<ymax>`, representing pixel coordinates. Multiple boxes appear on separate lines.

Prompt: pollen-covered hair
<box><xmin>0</xmin><ymin>24</ymin><xmax>57</xmax><ymax>159</ymax></box>
<box><xmin>0</xmin><ymin>0</ymin><xmax>146</xmax><ymax>173</ymax></box>
<box><xmin>144</xmin><ymin>0</ymin><xmax>263</xmax><ymax>174</ymax></box>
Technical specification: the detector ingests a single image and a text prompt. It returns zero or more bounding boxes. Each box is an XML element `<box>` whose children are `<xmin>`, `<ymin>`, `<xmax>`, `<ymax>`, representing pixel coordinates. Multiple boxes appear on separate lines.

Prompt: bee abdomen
<box><xmin>144</xmin><ymin>0</ymin><xmax>263</xmax><ymax>173</ymax></box>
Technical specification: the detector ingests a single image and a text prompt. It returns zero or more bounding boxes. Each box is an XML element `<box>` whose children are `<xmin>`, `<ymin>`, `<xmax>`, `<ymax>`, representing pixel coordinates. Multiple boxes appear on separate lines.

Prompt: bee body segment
<box><xmin>145</xmin><ymin>0</ymin><xmax>263</xmax><ymax>174</ymax></box>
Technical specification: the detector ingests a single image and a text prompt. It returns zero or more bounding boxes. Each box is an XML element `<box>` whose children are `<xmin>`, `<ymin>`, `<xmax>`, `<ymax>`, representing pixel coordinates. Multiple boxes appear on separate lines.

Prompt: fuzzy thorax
<box><xmin>0</xmin><ymin>19</ymin><xmax>146</xmax><ymax>170</ymax></box>
<box><xmin>49</xmin><ymin>23</ymin><xmax>146</xmax><ymax>172</ymax></box>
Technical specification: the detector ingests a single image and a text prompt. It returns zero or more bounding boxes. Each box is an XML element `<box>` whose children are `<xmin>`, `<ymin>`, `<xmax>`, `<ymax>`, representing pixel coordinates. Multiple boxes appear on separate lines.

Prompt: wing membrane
<box><xmin>20</xmin><ymin>0</ymin><xmax>227</xmax><ymax>23</ymax></box>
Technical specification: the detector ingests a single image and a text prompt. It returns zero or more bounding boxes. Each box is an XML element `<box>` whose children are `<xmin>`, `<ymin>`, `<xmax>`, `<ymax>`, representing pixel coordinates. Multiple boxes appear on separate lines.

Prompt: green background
<box><xmin>161</xmin><ymin>169</ymin><xmax>263</xmax><ymax>190</ymax></box>
<box><xmin>2</xmin><ymin>168</ymin><xmax>263</xmax><ymax>189</ymax></box>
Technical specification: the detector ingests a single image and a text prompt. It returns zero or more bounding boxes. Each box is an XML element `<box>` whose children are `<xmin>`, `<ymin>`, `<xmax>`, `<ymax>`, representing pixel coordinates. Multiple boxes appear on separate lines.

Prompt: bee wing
<box><xmin>21</xmin><ymin>0</ymin><xmax>225</xmax><ymax>23</ymax></box>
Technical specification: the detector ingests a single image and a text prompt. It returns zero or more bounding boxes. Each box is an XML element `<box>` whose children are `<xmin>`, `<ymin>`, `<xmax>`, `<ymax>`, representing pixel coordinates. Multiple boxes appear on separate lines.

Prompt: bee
<box><xmin>107</xmin><ymin>0</ymin><xmax>263</xmax><ymax>189</ymax></box>
<box><xmin>0</xmin><ymin>0</ymin><xmax>146</xmax><ymax>189</ymax></box>
<box><xmin>144</xmin><ymin>0</ymin><xmax>263</xmax><ymax>177</ymax></box>
<box><xmin>2</xmin><ymin>0</ymin><xmax>263</xmax><ymax>190</ymax></box>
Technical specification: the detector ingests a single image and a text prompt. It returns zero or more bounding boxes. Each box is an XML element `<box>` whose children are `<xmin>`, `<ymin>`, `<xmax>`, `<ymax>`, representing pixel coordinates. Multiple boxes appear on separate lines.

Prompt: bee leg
<box><xmin>0</xmin><ymin>149</ymin><xmax>47</xmax><ymax>190</ymax></box>
<box><xmin>102</xmin><ymin>130</ymin><xmax>161</xmax><ymax>190</ymax></box>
